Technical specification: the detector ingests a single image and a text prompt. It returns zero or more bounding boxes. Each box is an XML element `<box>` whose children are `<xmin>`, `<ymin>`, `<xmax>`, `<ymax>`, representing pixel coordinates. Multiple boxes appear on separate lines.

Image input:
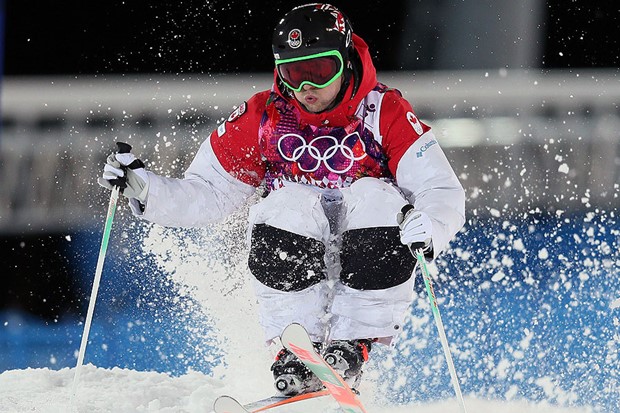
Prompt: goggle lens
<box><xmin>276</xmin><ymin>53</ymin><xmax>343</xmax><ymax>92</ymax></box>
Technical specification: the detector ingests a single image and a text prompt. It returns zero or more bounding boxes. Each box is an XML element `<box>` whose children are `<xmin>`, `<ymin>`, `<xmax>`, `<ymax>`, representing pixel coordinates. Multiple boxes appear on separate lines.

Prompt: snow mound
<box><xmin>0</xmin><ymin>364</ymin><xmax>224</xmax><ymax>413</ymax></box>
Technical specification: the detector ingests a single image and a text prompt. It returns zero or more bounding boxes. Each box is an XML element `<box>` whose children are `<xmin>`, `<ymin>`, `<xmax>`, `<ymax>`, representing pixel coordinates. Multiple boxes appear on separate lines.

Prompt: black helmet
<box><xmin>272</xmin><ymin>4</ymin><xmax>354</xmax><ymax>64</ymax></box>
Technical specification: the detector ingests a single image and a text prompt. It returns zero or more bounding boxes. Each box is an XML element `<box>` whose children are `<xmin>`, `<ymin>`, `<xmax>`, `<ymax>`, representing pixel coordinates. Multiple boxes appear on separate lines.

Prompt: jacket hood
<box><xmin>272</xmin><ymin>33</ymin><xmax>378</xmax><ymax>127</ymax></box>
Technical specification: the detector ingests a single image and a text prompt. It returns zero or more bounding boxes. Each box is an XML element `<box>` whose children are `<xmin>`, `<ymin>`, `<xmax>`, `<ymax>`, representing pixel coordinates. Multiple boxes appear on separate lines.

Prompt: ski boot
<box><xmin>271</xmin><ymin>346</ymin><xmax>323</xmax><ymax>396</ymax></box>
<box><xmin>323</xmin><ymin>339</ymin><xmax>373</xmax><ymax>391</ymax></box>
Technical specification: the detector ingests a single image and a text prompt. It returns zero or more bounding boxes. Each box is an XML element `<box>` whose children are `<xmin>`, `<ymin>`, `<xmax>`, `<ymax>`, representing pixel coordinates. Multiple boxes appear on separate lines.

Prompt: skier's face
<box><xmin>292</xmin><ymin>75</ymin><xmax>343</xmax><ymax>113</ymax></box>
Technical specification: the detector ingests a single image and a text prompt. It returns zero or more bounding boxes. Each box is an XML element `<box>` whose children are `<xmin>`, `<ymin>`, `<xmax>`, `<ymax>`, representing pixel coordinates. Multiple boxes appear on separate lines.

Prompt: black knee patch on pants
<box><xmin>249</xmin><ymin>224</ymin><xmax>326</xmax><ymax>292</ymax></box>
<box><xmin>340</xmin><ymin>227</ymin><xmax>415</xmax><ymax>290</ymax></box>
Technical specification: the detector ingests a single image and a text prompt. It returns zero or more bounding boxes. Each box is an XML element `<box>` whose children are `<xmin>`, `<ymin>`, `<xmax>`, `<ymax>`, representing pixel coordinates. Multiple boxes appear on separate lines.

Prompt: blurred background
<box><xmin>0</xmin><ymin>0</ymin><xmax>619</xmax><ymax>410</ymax></box>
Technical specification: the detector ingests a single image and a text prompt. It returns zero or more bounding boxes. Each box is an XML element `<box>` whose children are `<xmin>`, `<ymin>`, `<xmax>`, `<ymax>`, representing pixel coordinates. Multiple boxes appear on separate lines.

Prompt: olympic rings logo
<box><xmin>277</xmin><ymin>132</ymin><xmax>367</xmax><ymax>174</ymax></box>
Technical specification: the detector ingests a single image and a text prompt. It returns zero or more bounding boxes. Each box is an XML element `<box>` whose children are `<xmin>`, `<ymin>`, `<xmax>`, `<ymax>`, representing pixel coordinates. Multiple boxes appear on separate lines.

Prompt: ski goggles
<box><xmin>275</xmin><ymin>50</ymin><xmax>344</xmax><ymax>92</ymax></box>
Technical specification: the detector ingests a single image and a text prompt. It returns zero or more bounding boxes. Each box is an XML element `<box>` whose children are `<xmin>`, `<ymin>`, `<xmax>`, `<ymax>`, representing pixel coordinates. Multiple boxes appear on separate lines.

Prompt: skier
<box><xmin>99</xmin><ymin>3</ymin><xmax>465</xmax><ymax>396</ymax></box>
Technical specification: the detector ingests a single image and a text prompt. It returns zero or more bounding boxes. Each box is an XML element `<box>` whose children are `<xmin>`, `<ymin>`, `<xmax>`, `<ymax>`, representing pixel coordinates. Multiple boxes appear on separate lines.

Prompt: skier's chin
<box><xmin>299</xmin><ymin>98</ymin><xmax>332</xmax><ymax>114</ymax></box>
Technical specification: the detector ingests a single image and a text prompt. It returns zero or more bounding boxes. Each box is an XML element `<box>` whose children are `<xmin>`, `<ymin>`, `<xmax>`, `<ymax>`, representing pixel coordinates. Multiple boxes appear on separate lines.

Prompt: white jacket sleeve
<box><xmin>130</xmin><ymin>137</ymin><xmax>257</xmax><ymax>227</ymax></box>
<box><xmin>395</xmin><ymin>131</ymin><xmax>465</xmax><ymax>258</ymax></box>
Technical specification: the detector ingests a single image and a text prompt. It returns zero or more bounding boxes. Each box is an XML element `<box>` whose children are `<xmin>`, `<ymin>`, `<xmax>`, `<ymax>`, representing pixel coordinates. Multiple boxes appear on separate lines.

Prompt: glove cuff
<box><xmin>135</xmin><ymin>172</ymin><xmax>150</xmax><ymax>203</ymax></box>
<box><xmin>128</xmin><ymin>198</ymin><xmax>145</xmax><ymax>216</ymax></box>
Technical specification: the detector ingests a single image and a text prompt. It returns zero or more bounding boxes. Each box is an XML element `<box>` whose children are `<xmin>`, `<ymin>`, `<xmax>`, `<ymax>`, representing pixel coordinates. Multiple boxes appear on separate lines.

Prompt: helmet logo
<box><xmin>288</xmin><ymin>29</ymin><xmax>302</xmax><ymax>49</ymax></box>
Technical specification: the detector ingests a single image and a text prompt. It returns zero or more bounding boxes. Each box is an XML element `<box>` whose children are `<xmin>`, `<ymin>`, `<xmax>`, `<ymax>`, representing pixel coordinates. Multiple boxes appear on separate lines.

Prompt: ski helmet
<box><xmin>272</xmin><ymin>4</ymin><xmax>354</xmax><ymax>91</ymax></box>
<box><xmin>272</xmin><ymin>4</ymin><xmax>353</xmax><ymax>60</ymax></box>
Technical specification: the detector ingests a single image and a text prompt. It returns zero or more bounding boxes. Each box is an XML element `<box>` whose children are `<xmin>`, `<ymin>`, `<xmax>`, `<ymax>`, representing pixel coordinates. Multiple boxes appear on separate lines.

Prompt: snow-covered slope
<box><xmin>0</xmin><ymin>364</ymin><xmax>593</xmax><ymax>413</ymax></box>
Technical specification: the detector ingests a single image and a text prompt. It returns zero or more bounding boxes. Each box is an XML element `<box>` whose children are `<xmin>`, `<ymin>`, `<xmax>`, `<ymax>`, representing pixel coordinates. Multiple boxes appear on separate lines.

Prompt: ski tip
<box><xmin>213</xmin><ymin>395</ymin><xmax>249</xmax><ymax>413</ymax></box>
<box><xmin>282</xmin><ymin>322</ymin><xmax>306</xmax><ymax>336</ymax></box>
<box><xmin>281</xmin><ymin>323</ymin><xmax>310</xmax><ymax>347</ymax></box>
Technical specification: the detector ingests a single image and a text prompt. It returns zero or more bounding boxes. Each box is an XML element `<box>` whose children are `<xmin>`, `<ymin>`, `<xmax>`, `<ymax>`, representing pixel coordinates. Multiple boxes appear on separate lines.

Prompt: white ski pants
<box><xmin>247</xmin><ymin>178</ymin><xmax>416</xmax><ymax>345</ymax></box>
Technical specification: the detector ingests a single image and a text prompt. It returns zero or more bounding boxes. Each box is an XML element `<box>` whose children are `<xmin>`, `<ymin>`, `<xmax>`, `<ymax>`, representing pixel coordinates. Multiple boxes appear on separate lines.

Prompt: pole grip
<box><xmin>111</xmin><ymin>142</ymin><xmax>133</xmax><ymax>191</ymax></box>
<box><xmin>116</xmin><ymin>142</ymin><xmax>132</xmax><ymax>154</ymax></box>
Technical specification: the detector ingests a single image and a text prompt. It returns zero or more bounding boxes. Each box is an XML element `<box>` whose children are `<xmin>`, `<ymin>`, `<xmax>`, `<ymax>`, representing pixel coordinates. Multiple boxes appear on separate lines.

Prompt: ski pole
<box><xmin>70</xmin><ymin>142</ymin><xmax>132</xmax><ymax>405</ymax></box>
<box><xmin>415</xmin><ymin>249</ymin><xmax>468</xmax><ymax>413</ymax></box>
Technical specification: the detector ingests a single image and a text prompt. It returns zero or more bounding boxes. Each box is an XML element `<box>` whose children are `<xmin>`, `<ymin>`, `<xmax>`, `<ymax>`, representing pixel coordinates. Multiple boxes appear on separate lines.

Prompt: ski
<box><xmin>212</xmin><ymin>390</ymin><xmax>330</xmax><ymax>413</ymax></box>
<box><xmin>281</xmin><ymin>323</ymin><xmax>368</xmax><ymax>413</ymax></box>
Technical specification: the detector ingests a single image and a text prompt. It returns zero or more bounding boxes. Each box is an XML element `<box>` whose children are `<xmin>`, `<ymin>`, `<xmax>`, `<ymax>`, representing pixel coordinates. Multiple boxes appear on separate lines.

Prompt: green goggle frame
<box><xmin>275</xmin><ymin>50</ymin><xmax>344</xmax><ymax>92</ymax></box>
